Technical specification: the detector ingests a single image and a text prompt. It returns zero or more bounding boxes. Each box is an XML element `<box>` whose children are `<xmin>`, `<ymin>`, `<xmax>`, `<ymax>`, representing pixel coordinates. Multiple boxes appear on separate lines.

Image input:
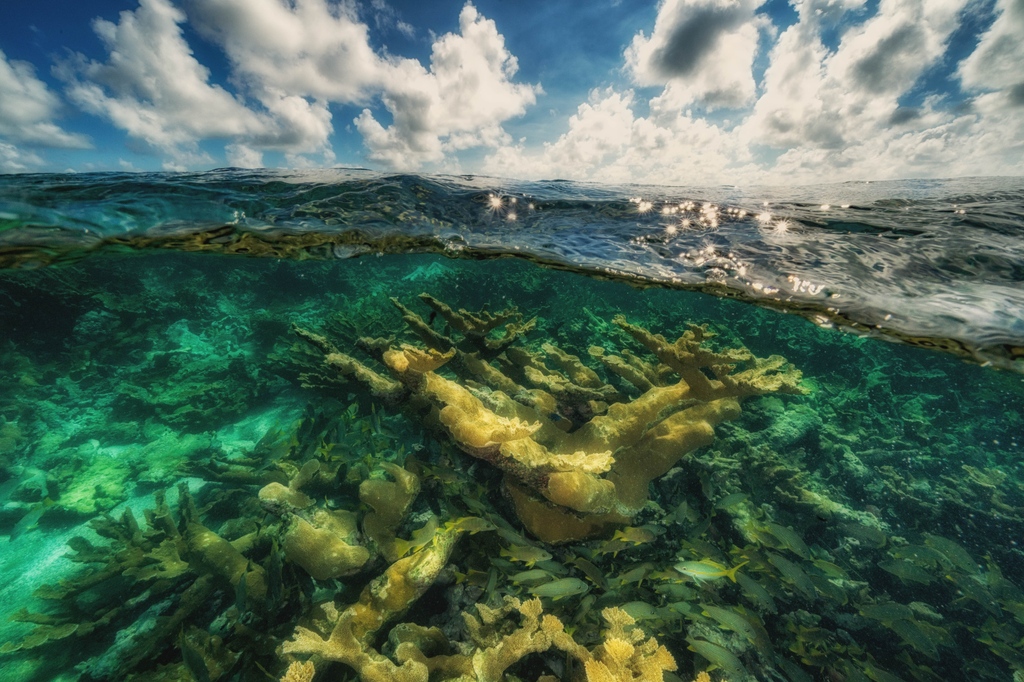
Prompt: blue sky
<box><xmin>0</xmin><ymin>0</ymin><xmax>1021</xmax><ymax>184</ymax></box>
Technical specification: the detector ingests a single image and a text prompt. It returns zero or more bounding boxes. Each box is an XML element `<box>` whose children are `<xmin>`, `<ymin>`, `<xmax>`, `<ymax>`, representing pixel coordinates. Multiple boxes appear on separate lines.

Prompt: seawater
<box><xmin>0</xmin><ymin>170</ymin><xmax>1022</xmax><ymax>682</ymax></box>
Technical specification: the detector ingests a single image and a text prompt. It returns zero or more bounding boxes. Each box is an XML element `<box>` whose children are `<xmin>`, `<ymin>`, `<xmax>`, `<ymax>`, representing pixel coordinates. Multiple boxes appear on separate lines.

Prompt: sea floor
<box><xmin>1</xmin><ymin>251</ymin><xmax>1022</xmax><ymax>681</ymax></box>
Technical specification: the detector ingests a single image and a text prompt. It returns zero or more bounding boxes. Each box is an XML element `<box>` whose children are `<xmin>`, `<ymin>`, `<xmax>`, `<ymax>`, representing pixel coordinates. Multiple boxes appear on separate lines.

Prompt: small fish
<box><xmin>655</xmin><ymin>582</ymin><xmax>698</xmax><ymax>601</ymax></box>
<box><xmin>858</xmin><ymin>601</ymin><xmax>914</xmax><ymax>622</ymax></box>
<box><xmin>179</xmin><ymin>633</ymin><xmax>212</xmax><ymax>682</ymax></box>
<box><xmin>736</xmin><ymin>572</ymin><xmax>777</xmax><ymax>613</ymax></box>
<box><xmin>674</xmin><ymin>559</ymin><xmax>749</xmax><ymax>583</ymax></box>
<box><xmin>511</xmin><ymin>569</ymin><xmax>556</xmax><ymax>587</ymax></box>
<box><xmin>699</xmin><ymin>604</ymin><xmax>759</xmax><ymax>643</ymax></box>
<box><xmin>618</xmin><ymin>601</ymin><xmax>659</xmax><ymax>621</ymax></box>
<box><xmin>763</xmin><ymin>523</ymin><xmax>811</xmax><ymax>560</ymax></box>
<box><xmin>9</xmin><ymin>499</ymin><xmax>53</xmax><ymax>541</ymax></box>
<box><xmin>444</xmin><ymin>516</ymin><xmax>496</xmax><ymax>535</ymax></box>
<box><xmin>767</xmin><ymin>553</ymin><xmax>816</xmax><ymax>600</ymax></box>
<box><xmin>924</xmin><ymin>534</ymin><xmax>978</xmax><ymax>574</ymax></box>
<box><xmin>811</xmin><ymin>559</ymin><xmax>849</xmax><ymax>580</ymax></box>
<box><xmin>266</xmin><ymin>540</ymin><xmax>283</xmax><ymax>607</ymax></box>
<box><xmin>570</xmin><ymin>557</ymin><xmax>606</xmax><ymax>589</ymax></box>
<box><xmin>686</xmin><ymin>638</ymin><xmax>747</xmax><ymax>678</ymax></box>
<box><xmin>878</xmin><ymin>558</ymin><xmax>933</xmax><ymax>585</ymax></box>
<box><xmin>714</xmin><ymin>492</ymin><xmax>749</xmax><ymax>510</ymax></box>
<box><xmin>890</xmin><ymin>544</ymin><xmax>950</xmax><ymax>569</ymax></box>
<box><xmin>887</xmin><ymin>618</ymin><xmax>943</xmax><ymax>660</ymax></box>
<box><xmin>528</xmin><ymin>577</ymin><xmax>589</xmax><ymax>600</ymax></box>
<box><xmin>500</xmin><ymin>544</ymin><xmax>552</xmax><ymax>568</ymax></box>
<box><xmin>612</xmin><ymin>526</ymin><xmax>659</xmax><ymax>546</ymax></box>
<box><xmin>840</xmin><ymin>522</ymin><xmax>887</xmax><ymax>548</ymax></box>
<box><xmin>393</xmin><ymin>516</ymin><xmax>439</xmax><ymax>558</ymax></box>
<box><xmin>611</xmin><ymin>562</ymin><xmax>655</xmax><ymax>588</ymax></box>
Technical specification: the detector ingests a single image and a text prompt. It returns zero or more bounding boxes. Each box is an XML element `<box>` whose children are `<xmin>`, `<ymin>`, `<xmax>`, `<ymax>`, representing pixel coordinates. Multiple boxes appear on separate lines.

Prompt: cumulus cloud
<box><xmin>58</xmin><ymin>0</ymin><xmax>319</xmax><ymax>169</ymax></box>
<box><xmin>482</xmin><ymin>88</ymin><xmax>756</xmax><ymax>185</ymax></box>
<box><xmin>0</xmin><ymin>48</ymin><xmax>89</xmax><ymax>154</ymax></box>
<box><xmin>0</xmin><ymin>141</ymin><xmax>46</xmax><ymax>174</ymax></box>
<box><xmin>48</xmin><ymin>0</ymin><xmax>537</xmax><ymax>170</ymax></box>
<box><xmin>958</xmin><ymin>0</ymin><xmax>1024</xmax><ymax>111</ymax></box>
<box><xmin>355</xmin><ymin>4</ymin><xmax>541</xmax><ymax>168</ymax></box>
<box><xmin>188</xmin><ymin>0</ymin><xmax>384</xmax><ymax>103</ymax></box>
<box><xmin>743</xmin><ymin>0</ymin><xmax>968</xmax><ymax>157</ymax></box>
<box><xmin>626</xmin><ymin>0</ymin><xmax>766</xmax><ymax>110</ymax></box>
<box><xmin>487</xmin><ymin>0</ymin><xmax>1024</xmax><ymax>184</ymax></box>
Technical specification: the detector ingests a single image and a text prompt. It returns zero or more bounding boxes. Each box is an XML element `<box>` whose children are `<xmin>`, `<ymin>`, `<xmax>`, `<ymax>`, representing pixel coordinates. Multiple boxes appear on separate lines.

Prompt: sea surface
<box><xmin>0</xmin><ymin>169</ymin><xmax>1022</xmax><ymax>682</ymax></box>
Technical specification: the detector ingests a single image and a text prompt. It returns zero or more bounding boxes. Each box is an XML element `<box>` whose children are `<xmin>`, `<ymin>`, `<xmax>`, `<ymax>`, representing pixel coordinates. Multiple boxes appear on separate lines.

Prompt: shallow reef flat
<box><xmin>0</xmin><ymin>251</ymin><xmax>1023</xmax><ymax>682</ymax></box>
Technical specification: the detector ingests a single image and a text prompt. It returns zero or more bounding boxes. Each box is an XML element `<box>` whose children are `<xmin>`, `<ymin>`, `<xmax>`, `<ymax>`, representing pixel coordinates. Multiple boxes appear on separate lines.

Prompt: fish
<box><xmin>444</xmin><ymin>516</ymin><xmax>496</xmax><ymax>535</ymax></box>
<box><xmin>763</xmin><ymin>523</ymin><xmax>811</xmax><ymax>560</ymax></box>
<box><xmin>619</xmin><ymin>601</ymin><xmax>659</xmax><ymax>621</ymax></box>
<box><xmin>888</xmin><ymin>618</ymin><xmax>948</xmax><ymax>660</ymax></box>
<box><xmin>878</xmin><ymin>558</ymin><xmax>933</xmax><ymax>585</ymax></box>
<box><xmin>674</xmin><ymin>559</ymin><xmax>749</xmax><ymax>583</ymax></box>
<box><xmin>510</xmin><ymin>569</ymin><xmax>556</xmax><ymax>587</ymax></box>
<box><xmin>610</xmin><ymin>562</ymin><xmax>655</xmax><ymax>588</ymax></box>
<box><xmin>699</xmin><ymin>604</ymin><xmax>759</xmax><ymax>643</ymax></box>
<box><xmin>840</xmin><ymin>521</ymin><xmax>887</xmax><ymax>548</ymax></box>
<box><xmin>9</xmin><ymin>499</ymin><xmax>54</xmax><ymax>541</ymax></box>
<box><xmin>528</xmin><ymin>577</ymin><xmax>589</xmax><ymax>600</ymax></box>
<box><xmin>890</xmin><ymin>544</ymin><xmax>950</xmax><ymax>569</ymax></box>
<box><xmin>500</xmin><ymin>543</ymin><xmax>552</xmax><ymax>568</ymax></box>
<box><xmin>686</xmin><ymin>638</ymin><xmax>747</xmax><ymax>678</ymax></box>
<box><xmin>619</xmin><ymin>525</ymin><xmax>662</xmax><ymax>543</ymax></box>
<box><xmin>811</xmin><ymin>559</ymin><xmax>849</xmax><ymax>580</ymax></box>
<box><xmin>266</xmin><ymin>540</ymin><xmax>283</xmax><ymax>607</ymax></box>
<box><xmin>714</xmin><ymin>492</ymin><xmax>749</xmax><ymax>510</ymax></box>
<box><xmin>655</xmin><ymin>582</ymin><xmax>698</xmax><ymax>601</ymax></box>
<box><xmin>392</xmin><ymin>516</ymin><xmax>439</xmax><ymax>558</ymax></box>
<box><xmin>767</xmin><ymin>553</ymin><xmax>816</xmax><ymax>600</ymax></box>
<box><xmin>570</xmin><ymin>556</ymin><xmax>607</xmax><ymax>590</ymax></box>
<box><xmin>923</xmin><ymin>534</ymin><xmax>978</xmax><ymax>574</ymax></box>
<box><xmin>736</xmin><ymin>572</ymin><xmax>777</xmax><ymax>613</ymax></box>
<box><xmin>179</xmin><ymin>633</ymin><xmax>212</xmax><ymax>682</ymax></box>
<box><xmin>808</xmin><ymin>575</ymin><xmax>847</xmax><ymax>605</ymax></box>
<box><xmin>858</xmin><ymin>601</ymin><xmax>914</xmax><ymax>623</ymax></box>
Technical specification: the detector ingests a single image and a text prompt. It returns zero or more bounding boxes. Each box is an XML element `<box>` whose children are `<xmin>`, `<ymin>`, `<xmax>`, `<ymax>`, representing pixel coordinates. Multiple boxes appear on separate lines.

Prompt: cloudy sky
<box><xmin>1</xmin><ymin>0</ymin><xmax>1021</xmax><ymax>184</ymax></box>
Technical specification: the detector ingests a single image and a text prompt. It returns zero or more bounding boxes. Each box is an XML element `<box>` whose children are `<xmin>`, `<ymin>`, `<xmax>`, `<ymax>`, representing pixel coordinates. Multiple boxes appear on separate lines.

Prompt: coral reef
<box><xmin>3</xmin><ymin>253</ymin><xmax>1024</xmax><ymax>682</ymax></box>
<box><xmin>294</xmin><ymin>294</ymin><xmax>806</xmax><ymax>542</ymax></box>
<box><xmin>282</xmin><ymin>595</ymin><xmax>677</xmax><ymax>682</ymax></box>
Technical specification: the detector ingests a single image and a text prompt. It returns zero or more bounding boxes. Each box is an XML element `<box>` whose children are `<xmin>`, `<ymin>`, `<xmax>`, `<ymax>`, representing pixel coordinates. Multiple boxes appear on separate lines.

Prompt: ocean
<box><xmin>0</xmin><ymin>169</ymin><xmax>1022</xmax><ymax>682</ymax></box>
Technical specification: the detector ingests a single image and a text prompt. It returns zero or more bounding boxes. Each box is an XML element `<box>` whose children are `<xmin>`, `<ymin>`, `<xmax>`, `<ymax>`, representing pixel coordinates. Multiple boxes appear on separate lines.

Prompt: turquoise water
<box><xmin>1</xmin><ymin>172</ymin><xmax>1023</xmax><ymax>681</ymax></box>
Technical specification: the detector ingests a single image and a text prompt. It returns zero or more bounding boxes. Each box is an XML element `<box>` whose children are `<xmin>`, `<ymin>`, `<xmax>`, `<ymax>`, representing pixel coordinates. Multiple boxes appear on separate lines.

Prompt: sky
<box><xmin>0</xmin><ymin>0</ymin><xmax>1022</xmax><ymax>185</ymax></box>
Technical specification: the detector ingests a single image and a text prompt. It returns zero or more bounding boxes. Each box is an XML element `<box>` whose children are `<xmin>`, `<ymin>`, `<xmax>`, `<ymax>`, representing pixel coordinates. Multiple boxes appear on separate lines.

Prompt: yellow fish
<box><xmin>393</xmin><ymin>516</ymin><xmax>439</xmax><ymax>558</ymax></box>
<box><xmin>443</xmin><ymin>516</ymin><xmax>496</xmax><ymax>535</ymax></box>
<box><xmin>500</xmin><ymin>544</ymin><xmax>552</xmax><ymax>568</ymax></box>
<box><xmin>674</xmin><ymin>559</ymin><xmax>749</xmax><ymax>583</ymax></box>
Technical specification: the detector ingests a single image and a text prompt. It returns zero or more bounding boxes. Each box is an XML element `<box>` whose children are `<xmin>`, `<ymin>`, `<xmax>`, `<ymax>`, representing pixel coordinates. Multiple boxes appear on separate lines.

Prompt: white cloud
<box><xmin>486</xmin><ymin>0</ymin><xmax>1024</xmax><ymax>184</ymax></box>
<box><xmin>0</xmin><ymin>141</ymin><xmax>46</xmax><ymax>173</ymax></box>
<box><xmin>483</xmin><ymin>88</ymin><xmax>757</xmax><ymax>184</ymax></box>
<box><xmin>743</xmin><ymin>0</ymin><xmax>968</xmax><ymax>156</ymax></box>
<box><xmin>625</xmin><ymin>0</ymin><xmax>766</xmax><ymax>110</ymax></box>
<box><xmin>355</xmin><ymin>4</ymin><xmax>541</xmax><ymax>168</ymax></box>
<box><xmin>958</xmin><ymin>0</ymin><xmax>1024</xmax><ymax>111</ymax></box>
<box><xmin>189</xmin><ymin>0</ymin><xmax>384</xmax><ymax>103</ymax></box>
<box><xmin>0</xmin><ymin>49</ymin><xmax>89</xmax><ymax>152</ymax></box>
<box><xmin>189</xmin><ymin>0</ymin><xmax>538</xmax><ymax>170</ymax></box>
<box><xmin>60</xmin><ymin>0</ymin><xmax>301</xmax><ymax>168</ymax></box>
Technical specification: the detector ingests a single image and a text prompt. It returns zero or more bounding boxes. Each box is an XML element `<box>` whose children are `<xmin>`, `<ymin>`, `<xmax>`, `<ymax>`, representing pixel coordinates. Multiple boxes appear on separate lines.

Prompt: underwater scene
<box><xmin>1</xmin><ymin>171</ymin><xmax>1024</xmax><ymax>682</ymax></box>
